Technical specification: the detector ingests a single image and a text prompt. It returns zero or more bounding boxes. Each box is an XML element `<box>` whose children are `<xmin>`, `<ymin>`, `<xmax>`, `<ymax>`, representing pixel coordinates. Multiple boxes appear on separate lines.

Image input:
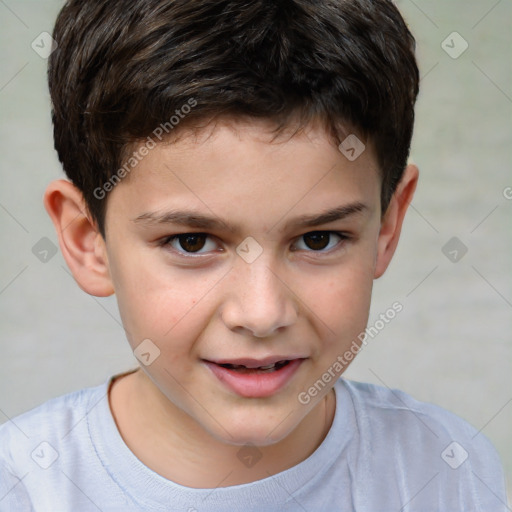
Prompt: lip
<box><xmin>208</xmin><ymin>356</ymin><xmax>305</xmax><ymax>369</ymax></box>
<box><xmin>203</xmin><ymin>358</ymin><xmax>305</xmax><ymax>398</ymax></box>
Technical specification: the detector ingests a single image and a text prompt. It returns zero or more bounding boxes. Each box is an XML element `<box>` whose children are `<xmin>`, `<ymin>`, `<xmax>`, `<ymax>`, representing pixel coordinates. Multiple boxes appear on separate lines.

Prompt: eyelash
<box><xmin>158</xmin><ymin>231</ymin><xmax>349</xmax><ymax>258</ymax></box>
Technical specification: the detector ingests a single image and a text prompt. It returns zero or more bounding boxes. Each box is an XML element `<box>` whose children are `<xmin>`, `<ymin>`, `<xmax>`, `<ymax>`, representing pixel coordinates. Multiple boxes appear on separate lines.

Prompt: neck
<box><xmin>109</xmin><ymin>368</ymin><xmax>336</xmax><ymax>488</ymax></box>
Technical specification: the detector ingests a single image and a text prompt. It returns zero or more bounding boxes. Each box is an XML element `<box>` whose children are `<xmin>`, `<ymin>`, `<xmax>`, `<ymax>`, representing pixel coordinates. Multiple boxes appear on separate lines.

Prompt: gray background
<box><xmin>1</xmin><ymin>0</ymin><xmax>511</xmax><ymax>501</ymax></box>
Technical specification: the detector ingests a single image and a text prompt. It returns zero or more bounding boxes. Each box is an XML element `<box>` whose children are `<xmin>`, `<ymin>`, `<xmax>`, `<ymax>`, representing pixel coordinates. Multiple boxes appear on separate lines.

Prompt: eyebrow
<box><xmin>132</xmin><ymin>202</ymin><xmax>367</xmax><ymax>234</ymax></box>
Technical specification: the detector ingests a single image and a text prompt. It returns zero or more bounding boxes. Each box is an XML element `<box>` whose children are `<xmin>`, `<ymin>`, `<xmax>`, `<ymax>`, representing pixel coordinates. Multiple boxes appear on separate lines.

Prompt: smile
<box><xmin>218</xmin><ymin>359</ymin><xmax>291</xmax><ymax>373</ymax></box>
<box><xmin>203</xmin><ymin>358</ymin><xmax>306</xmax><ymax>398</ymax></box>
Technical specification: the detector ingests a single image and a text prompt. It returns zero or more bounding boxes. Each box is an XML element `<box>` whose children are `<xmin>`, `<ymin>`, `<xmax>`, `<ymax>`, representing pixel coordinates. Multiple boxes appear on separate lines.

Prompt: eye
<box><xmin>293</xmin><ymin>231</ymin><xmax>348</xmax><ymax>253</ymax></box>
<box><xmin>160</xmin><ymin>233</ymin><xmax>218</xmax><ymax>256</ymax></box>
<box><xmin>159</xmin><ymin>230</ymin><xmax>348</xmax><ymax>258</ymax></box>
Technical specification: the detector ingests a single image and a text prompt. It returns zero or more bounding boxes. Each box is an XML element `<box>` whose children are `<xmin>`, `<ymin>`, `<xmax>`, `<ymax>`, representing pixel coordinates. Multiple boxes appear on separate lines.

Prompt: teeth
<box><xmin>219</xmin><ymin>360</ymin><xmax>290</xmax><ymax>371</ymax></box>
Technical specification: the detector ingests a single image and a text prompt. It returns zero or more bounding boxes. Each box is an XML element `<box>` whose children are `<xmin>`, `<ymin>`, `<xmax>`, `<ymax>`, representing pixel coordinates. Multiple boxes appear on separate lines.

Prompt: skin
<box><xmin>44</xmin><ymin>118</ymin><xmax>418</xmax><ymax>488</ymax></box>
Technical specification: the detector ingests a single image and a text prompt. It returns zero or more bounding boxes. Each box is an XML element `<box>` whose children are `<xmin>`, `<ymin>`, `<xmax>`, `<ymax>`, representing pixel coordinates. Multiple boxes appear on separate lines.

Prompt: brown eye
<box><xmin>176</xmin><ymin>234</ymin><xmax>207</xmax><ymax>252</ymax></box>
<box><xmin>161</xmin><ymin>233</ymin><xmax>217</xmax><ymax>256</ymax></box>
<box><xmin>303</xmin><ymin>232</ymin><xmax>330</xmax><ymax>250</ymax></box>
<box><xmin>294</xmin><ymin>231</ymin><xmax>347</xmax><ymax>253</ymax></box>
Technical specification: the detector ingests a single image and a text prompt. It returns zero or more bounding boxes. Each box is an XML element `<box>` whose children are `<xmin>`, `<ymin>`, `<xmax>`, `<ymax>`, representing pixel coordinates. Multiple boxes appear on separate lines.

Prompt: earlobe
<box><xmin>374</xmin><ymin>164</ymin><xmax>419</xmax><ymax>278</ymax></box>
<box><xmin>43</xmin><ymin>179</ymin><xmax>115</xmax><ymax>297</ymax></box>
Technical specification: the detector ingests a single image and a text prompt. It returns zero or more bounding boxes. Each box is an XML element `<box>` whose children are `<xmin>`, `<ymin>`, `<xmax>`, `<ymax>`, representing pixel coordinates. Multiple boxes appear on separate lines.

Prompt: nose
<box><xmin>221</xmin><ymin>256</ymin><xmax>298</xmax><ymax>338</ymax></box>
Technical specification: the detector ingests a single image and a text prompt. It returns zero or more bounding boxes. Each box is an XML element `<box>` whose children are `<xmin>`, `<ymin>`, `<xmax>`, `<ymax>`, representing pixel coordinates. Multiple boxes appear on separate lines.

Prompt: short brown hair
<box><xmin>48</xmin><ymin>0</ymin><xmax>419</xmax><ymax>237</ymax></box>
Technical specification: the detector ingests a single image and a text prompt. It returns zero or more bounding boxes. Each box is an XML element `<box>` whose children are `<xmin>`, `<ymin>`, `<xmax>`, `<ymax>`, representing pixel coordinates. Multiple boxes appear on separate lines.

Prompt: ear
<box><xmin>374</xmin><ymin>163</ymin><xmax>419</xmax><ymax>278</ymax></box>
<box><xmin>43</xmin><ymin>179</ymin><xmax>114</xmax><ymax>297</ymax></box>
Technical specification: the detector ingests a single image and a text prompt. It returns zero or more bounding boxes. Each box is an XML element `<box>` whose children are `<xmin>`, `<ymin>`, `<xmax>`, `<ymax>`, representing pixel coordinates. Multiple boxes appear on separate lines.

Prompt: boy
<box><xmin>0</xmin><ymin>0</ymin><xmax>508</xmax><ymax>510</ymax></box>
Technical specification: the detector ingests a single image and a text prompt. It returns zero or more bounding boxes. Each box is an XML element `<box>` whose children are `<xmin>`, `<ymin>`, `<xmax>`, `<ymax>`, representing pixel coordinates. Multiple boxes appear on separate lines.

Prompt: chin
<box><xmin>206</xmin><ymin>410</ymin><xmax>302</xmax><ymax>448</ymax></box>
<box><xmin>224</xmin><ymin>431</ymin><xmax>290</xmax><ymax>448</ymax></box>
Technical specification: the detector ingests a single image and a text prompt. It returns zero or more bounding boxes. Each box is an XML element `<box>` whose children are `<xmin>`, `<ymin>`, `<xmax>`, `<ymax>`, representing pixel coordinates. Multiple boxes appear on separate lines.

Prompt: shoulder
<box><xmin>0</xmin><ymin>380</ymin><xmax>108</xmax><ymax>474</ymax></box>
<box><xmin>0</xmin><ymin>378</ymin><xmax>142</xmax><ymax>510</ymax></box>
<box><xmin>336</xmin><ymin>378</ymin><xmax>509</xmax><ymax>510</ymax></box>
<box><xmin>339</xmin><ymin>377</ymin><xmax>501</xmax><ymax>456</ymax></box>
<box><xmin>340</xmin><ymin>378</ymin><xmax>479</xmax><ymax>437</ymax></box>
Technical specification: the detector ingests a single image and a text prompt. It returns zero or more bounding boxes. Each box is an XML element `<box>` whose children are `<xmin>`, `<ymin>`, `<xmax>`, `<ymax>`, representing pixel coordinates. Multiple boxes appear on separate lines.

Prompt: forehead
<box><xmin>107</xmin><ymin>118</ymin><xmax>381</xmax><ymax>230</ymax></box>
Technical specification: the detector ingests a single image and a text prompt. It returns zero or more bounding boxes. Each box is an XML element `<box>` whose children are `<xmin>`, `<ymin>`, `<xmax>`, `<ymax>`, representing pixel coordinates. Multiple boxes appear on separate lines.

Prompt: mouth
<box><xmin>216</xmin><ymin>359</ymin><xmax>292</xmax><ymax>373</ymax></box>
<box><xmin>203</xmin><ymin>357</ymin><xmax>306</xmax><ymax>398</ymax></box>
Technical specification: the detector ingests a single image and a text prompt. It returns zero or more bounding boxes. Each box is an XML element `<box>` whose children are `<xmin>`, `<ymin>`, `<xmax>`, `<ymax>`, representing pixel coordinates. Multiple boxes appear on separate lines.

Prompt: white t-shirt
<box><xmin>0</xmin><ymin>373</ymin><xmax>508</xmax><ymax>511</ymax></box>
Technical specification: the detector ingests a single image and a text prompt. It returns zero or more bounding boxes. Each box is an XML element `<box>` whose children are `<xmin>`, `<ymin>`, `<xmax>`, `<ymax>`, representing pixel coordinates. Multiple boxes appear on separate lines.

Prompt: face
<box><xmin>103</xmin><ymin>119</ymin><xmax>383</xmax><ymax>446</ymax></box>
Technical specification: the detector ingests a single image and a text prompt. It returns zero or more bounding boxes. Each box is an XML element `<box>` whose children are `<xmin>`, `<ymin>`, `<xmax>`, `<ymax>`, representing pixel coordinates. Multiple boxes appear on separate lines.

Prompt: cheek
<box><xmin>326</xmin><ymin>274</ymin><xmax>372</xmax><ymax>329</ymax></box>
<box><xmin>110</xmin><ymin>255</ymin><xmax>220</xmax><ymax>352</ymax></box>
<box><xmin>311</xmin><ymin>257</ymin><xmax>375</xmax><ymax>352</ymax></box>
